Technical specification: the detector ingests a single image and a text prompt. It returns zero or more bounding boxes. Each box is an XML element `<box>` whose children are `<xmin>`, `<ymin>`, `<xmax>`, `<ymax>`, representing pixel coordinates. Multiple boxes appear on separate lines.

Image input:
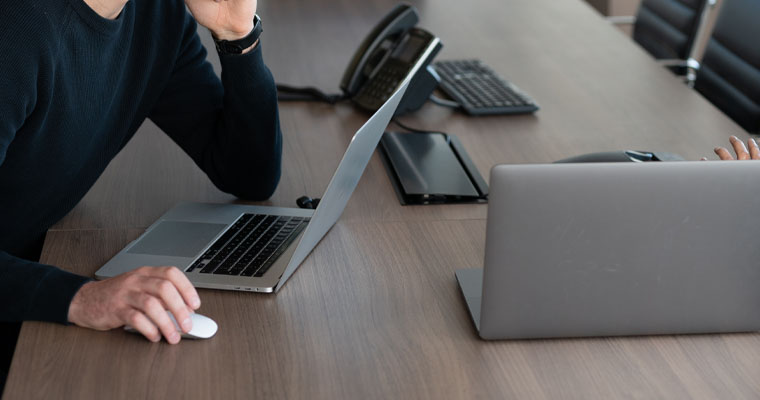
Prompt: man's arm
<box><xmin>148</xmin><ymin>1</ymin><xmax>282</xmax><ymax>200</ymax></box>
<box><xmin>68</xmin><ymin>266</ymin><xmax>201</xmax><ymax>344</ymax></box>
<box><xmin>0</xmin><ymin>237</ymin><xmax>203</xmax><ymax>345</ymax></box>
<box><xmin>0</xmin><ymin>15</ymin><xmax>89</xmax><ymax>325</ymax></box>
<box><xmin>0</xmin><ymin>3</ymin><xmax>204</xmax><ymax>344</ymax></box>
<box><xmin>0</xmin><ymin>251</ymin><xmax>91</xmax><ymax>324</ymax></box>
<box><xmin>0</xmin><ymin>40</ymin><xmax>202</xmax><ymax>344</ymax></box>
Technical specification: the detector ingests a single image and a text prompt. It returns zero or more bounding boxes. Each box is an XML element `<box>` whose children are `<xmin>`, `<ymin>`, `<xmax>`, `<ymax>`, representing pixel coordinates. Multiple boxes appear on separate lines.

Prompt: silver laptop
<box><xmin>96</xmin><ymin>78</ymin><xmax>416</xmax><ymax>293</ymax></box>
<box><xmin>457</xmin><ymin>161</ymin><xmax>760</xmax><ymax>339</ymax></box>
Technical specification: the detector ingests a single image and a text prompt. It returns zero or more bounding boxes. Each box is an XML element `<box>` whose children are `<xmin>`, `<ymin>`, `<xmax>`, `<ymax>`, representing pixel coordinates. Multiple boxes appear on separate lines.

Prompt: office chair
<box><xmin>694</xmin><ymin>0</ymin><xmax>760</xmax><ymax>133</ymax></box>
<box><xmin>609</xmin><ymin>0</ymin><xmax>716</xmax><ymax>81</ymax></box>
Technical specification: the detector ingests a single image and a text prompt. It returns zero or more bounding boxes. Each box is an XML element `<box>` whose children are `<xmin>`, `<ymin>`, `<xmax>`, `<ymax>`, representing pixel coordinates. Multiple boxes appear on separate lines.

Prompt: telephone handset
<box><xmin>275</xmin><ymin>3</ymin><xmax>442</xmax><ymax>114</ymax></box>
<box><xmin>340</xmin><ymin>4</ymin><xmax>419</xmax><ymax>95</ymax></box>
<box><xmin>340</xmin><ymin>3</ymin><xmax>442</xmax><ymax>115</ymax></box>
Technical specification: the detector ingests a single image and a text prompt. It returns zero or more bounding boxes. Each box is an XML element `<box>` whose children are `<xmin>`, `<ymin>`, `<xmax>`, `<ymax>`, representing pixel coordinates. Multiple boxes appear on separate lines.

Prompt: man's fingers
<box><xmin>131</xmin><ymin>293</ymin><xmax>181</xmax><ymax>344</ymax></box>
<box><xmin>123</xmin><ymin>309</ymin><xmax>161</xmax><ymax>343</ymax></box>
<box><xmin>729</xmin><ymin>136</ymin><xmax>750</xmax><ymax>160</ymax></box>
<box><xmin>163</xmin><ymin>267</ymin><xmax>201</xmax><ymax>311</ymax></box>
<box><xmin>749</xmin><ymin>138</ymin><xmax>760</xmax><ymax>160</ymax></box>
<box><xmin>146</xmin><ymin>277</ymin><xmax>194</xmax><ymax>333</ymax></box>
<box><xmin>141</xmin><ymin>266</ymin><xmax>201</xmax><ymax>310</ymax></box>
<box><xmin>714</xmin><ymin>146</ymin><xmax>735</xmax><ymax>160</ymax></box>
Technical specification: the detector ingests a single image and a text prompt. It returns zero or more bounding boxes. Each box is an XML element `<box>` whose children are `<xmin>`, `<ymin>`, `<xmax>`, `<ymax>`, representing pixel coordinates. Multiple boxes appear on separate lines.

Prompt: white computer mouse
<box><xmin>124</xmin><ymin>311</ymin><xmax>218</xmax><ymax>340</ymax></box>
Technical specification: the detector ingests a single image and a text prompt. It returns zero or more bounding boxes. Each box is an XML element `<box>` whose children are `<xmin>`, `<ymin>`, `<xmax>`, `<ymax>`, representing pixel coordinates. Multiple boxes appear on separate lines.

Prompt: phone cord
<box><xmin>276</xmin><ymin>84</ymin><xmax>346</xmax><ymax>104</ymax></box>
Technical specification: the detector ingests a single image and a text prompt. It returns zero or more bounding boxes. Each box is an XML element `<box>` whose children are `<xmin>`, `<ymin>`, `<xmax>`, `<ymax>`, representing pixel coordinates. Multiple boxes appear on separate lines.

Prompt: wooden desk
<box><xmin>8</xmin><ymin>223</ymin><xmax>760</xmax><ymax>399</ymax></box>
<box><xmin>51</xmin><ymin>0</ymin><xmax>746</xmax><ymax>230</ymax></box>
<box><xmin>5</xmin><ymin>0</ymin><xmax>757</xmax><ymax>399</ymax></box>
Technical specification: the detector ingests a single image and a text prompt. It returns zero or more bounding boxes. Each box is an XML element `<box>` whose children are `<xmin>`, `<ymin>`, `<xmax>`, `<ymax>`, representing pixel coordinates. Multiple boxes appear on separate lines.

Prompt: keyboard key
<box><xmin>185</xmin><ymin>260</ymin><xmax>203</xmax><ymax>273</ymax></box>
<box><xmin>192</xmin><ymin>213</ymin><xmax>310</xmax><ymax>278</ymax></box>
<box><xmin>200</xmin><ymin>259</ymin><xmax>220</xmax><ymax>274</ymax></box>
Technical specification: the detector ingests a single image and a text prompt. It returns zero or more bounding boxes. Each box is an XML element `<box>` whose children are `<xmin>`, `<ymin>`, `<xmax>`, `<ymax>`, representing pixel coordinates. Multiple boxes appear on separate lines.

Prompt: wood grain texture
<box><xmin>6</xmin><ymin>0</ymin><xmax>758</xmax><ymax>398</ymax></box>
<box><xmin>51</xmin><ymin>0</ymin><xmax>747</xmax><ymax>230</ymax></box>
<box><xmin>6</xmin><ymin>224</ymin><xmax>760</xmax><ymax>399</ymax></box>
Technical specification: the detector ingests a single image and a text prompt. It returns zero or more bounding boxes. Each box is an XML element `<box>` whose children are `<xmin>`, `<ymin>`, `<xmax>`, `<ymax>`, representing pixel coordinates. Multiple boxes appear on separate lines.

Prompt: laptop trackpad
<box><xmin>127</xmin><ymin>221</ymin><xmax>227</xmax><ymax>257</ymax></box>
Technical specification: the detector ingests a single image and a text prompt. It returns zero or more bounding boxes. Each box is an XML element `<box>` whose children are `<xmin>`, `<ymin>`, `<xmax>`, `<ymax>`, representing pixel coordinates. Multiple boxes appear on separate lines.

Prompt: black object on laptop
<box><xmin>555</xmin><ymin>150</ymin><xmax>685</xmax><ymax>163</ymax></box>
<box><xmin>432</xmin><ymin>59</ymin><xmax>539</xmax><ymax>116</ymax></box>
<box><xmin>379</xmin><ymin>131</ymin><xmax>488</xmax><ymax>205</ymax></box>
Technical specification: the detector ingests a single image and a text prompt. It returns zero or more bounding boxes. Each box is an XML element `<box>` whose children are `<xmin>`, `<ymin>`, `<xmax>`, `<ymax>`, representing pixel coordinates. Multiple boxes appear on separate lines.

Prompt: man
<box><xmin>0</xmin><ymin>0</ymin><xmax>279</xmax><ymax>387</ymax></box>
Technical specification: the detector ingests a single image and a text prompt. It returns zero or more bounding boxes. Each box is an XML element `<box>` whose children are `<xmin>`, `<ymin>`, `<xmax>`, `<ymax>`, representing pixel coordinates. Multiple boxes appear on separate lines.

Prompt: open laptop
<box><xmin>456</xmin><ymin>161</ymin><xmax>760</xmax><ymax>339</ymax></box>
<box><xmin>95</xmin><ymin>75</ymin><xmax>417</xmax><ymax>293</ymax></box>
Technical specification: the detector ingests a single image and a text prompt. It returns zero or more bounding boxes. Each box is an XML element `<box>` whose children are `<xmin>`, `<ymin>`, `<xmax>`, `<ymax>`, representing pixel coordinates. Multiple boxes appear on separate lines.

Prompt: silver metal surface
<box><xmin>455</xmin><ymin>268</ymin><xmax>483</xmax><ymax>332</ymax></box>
<box><xmin>274</xmin><ymin>45</ymin><xmax>433</xmax><ymax>291</ymax></box>
<box><xmin>275</xmin><ymin>78</ymin><xmax>411</xmax><ymax>291</ymax></box>
<box><xmin>470</xmin><ymin>161</ymin><xmax>760</xmax><ymax>340</ymax></box>
<box><xmin>95</xmin><ymin>202</ymin><xmax>314</xmax><ymax>292</ymax></box>
<box><xmin>98</xmin><ymin>66</ymin><xmax>416</xmax><ymax>293</ymax></box>
<box><xmin>688</xmin><ymin>0</ymin><xmax>718</xmax><ymax>63</ymax></box>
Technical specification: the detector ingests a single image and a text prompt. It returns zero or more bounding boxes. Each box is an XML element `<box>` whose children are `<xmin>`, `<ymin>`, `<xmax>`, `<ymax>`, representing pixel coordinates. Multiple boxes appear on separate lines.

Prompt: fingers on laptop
<box><xmin>749</xmin><ymin>138</ymin><xmax>760</xmax><ymax>159</ymax></box>
<box><xmin>731</xmin><ymin>136</ymin><xmax>751</xmax><ymax>160</ymax></box>
<box><xmin>714</xmin><ymin>146</ymin><xmax>734</xmax><ymax>160</ymax></box>
<box><xmin>714</xmin><ymin>136</ymin><xmax>760</xmax><ymax>160</ymax></box>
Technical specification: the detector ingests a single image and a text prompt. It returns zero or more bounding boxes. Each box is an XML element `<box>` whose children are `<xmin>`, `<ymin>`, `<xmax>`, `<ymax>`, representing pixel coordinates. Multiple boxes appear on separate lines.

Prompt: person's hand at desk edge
<box><xmin>709</xmin><ymin>136</ymin><xmax>760</xmax><ymax>160</ymax></box>
<box><xmin>68</xmin><ymin>267</ymin><xmax>201</xmax><ymax>344</ymax></box>
<box><xmin>0</xmin><ymin>0</ymin><xmax>278</xmax><ymax>346</ymax></box>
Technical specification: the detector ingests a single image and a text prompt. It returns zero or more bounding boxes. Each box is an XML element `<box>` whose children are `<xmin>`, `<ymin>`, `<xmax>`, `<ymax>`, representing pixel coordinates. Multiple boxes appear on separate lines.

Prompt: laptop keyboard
<box><xmin>185</xmin><ymin>213</ymin><xmax>309</xmax><ymax>277</ymax></box>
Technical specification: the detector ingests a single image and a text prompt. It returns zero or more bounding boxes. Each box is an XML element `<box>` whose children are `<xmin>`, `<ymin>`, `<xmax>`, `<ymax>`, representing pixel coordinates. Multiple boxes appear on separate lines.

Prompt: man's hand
<box><xmin>185</xmin><ymin>0</ymin><xmax>258</xmax><ymax>41</ymax></box>
<box><xmin>68</xmin><ymin>266</ymin><xmax>201</xmax><ymax>344</ymax></box>
<box><xmin>712</xmin><ymin>135</ymin><xmax>760</xmax><ymax>160</ymax></box>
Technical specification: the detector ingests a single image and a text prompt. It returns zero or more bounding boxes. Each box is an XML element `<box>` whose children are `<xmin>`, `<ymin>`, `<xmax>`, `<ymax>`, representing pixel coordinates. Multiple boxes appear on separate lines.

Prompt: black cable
<box><xmin>429</xmin><ymin>93</ymin><xmax>461</xmax><ymax>109</ymax></box>
<box><xmin>276</xmin><ymin>84</ymin><xmax>347</xmax><ymax>104</ymax></box>
<box><xmin>391</xmin><ymin>118</ymin><xmax>442</xmax><ymax>134</ymax></box>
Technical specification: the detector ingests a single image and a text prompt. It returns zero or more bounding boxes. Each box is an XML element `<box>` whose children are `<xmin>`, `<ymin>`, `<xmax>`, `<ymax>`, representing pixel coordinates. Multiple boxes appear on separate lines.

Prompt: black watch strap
<box><xmin>214</xmin><ymin>14</ymin><xmax>263</xmax><ymax>55</ymax></box>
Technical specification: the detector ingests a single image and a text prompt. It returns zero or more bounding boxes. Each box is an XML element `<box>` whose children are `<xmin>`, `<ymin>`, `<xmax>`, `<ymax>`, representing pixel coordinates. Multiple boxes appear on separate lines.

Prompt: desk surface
<box><xmin>5</xmin><ymin>0</ymin><xmax>757</xmax><ymax>399</ymax></box>
<box><xmin>9</xmin><ymin>223</ymin><xmax>760</xmax><ymax>399</ymax></box>
<box><xmin>50</xmin><ymin>0</ymin><xmax>746</xmax><ymax>231</ymax></box>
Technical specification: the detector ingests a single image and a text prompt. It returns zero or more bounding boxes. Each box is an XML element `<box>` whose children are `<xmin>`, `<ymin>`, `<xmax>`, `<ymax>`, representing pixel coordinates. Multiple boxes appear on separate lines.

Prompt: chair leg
<box><xmin>685</xmin><ymin>58</ymin><xmax>700</xmax><ymax>87</ymax></box>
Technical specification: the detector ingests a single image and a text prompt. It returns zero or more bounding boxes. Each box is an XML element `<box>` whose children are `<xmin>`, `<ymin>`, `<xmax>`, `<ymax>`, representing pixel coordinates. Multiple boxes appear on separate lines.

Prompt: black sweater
<box><xmin>0</xmin><ymin>0</ymin><xmax>282</xmax><ymax>324</ymax></box>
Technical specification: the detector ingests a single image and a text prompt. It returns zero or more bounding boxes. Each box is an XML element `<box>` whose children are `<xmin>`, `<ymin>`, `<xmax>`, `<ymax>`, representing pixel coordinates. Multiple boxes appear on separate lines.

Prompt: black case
<box><xmin>379</xmin><ymin>131</ymin><xmax>488</xmax><ymax>205</ymax></box>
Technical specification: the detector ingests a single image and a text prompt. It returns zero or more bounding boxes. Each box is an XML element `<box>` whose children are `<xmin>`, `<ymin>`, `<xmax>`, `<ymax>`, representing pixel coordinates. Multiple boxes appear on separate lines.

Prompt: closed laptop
<box><xmin>457</xmin><ymin>161</ymin><xmax>760</xmax><ymax>339</ymax></box>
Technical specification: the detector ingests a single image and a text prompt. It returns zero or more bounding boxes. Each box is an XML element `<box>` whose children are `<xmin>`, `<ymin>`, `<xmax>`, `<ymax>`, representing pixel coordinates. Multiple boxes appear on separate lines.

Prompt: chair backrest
<box><xmin>633</xmin><ymin>0</ymin><xmax>707</xmax><ymax>60</ymax></box>
<box><xmin>694</xmin><ymin>0</ymin><xmax>760</xmax><ymax>133</ymax></box>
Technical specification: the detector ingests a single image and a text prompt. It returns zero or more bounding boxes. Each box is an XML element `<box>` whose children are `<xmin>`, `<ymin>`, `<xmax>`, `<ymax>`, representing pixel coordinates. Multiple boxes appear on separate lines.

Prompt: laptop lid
<box><xmin>479</xmin><ymin>161</ymin><xmax>760</xmax><ymax>339</ymax></box>
<box><xmin>274</xmin><ymin>79</ymin><xmax>412</xmax><ymax>291</ymax></box>
<box><xmin>95</xmin><ymin>47</ymin><xmax>424</xmax><ymax>291</ymax></box>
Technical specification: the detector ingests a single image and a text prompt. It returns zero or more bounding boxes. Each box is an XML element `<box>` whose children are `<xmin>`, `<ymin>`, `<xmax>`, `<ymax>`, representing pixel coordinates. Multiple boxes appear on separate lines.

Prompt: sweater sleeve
<box><xmin>0</xmin><ymin>10</ymin><xmax>92</xmax><ymax>324</ymax></box>
<box><xmin>149</xmin><ymin>11</ymin><xmax>282</xmax><ymax>201</ymax></box>
<box><xmin>0</xmin><ymin>252</ymin><xmax>91</xmax><ymax>324</ymax></box>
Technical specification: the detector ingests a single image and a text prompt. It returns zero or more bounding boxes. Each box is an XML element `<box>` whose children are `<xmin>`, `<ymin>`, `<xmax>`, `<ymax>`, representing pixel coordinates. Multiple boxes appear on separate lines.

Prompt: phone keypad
<box><xmin>354</xmin><ymin>62</ymin><xmax>408</xmax><ymax>110</ymax></box>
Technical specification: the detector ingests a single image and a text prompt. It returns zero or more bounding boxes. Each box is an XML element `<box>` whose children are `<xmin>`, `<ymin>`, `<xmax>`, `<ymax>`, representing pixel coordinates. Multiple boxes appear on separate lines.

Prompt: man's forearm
<box><xmin>205</xmin><ymin>43</ymin><xmax>282</xmax><ymax>199</ymax></box>
<box><xmin>148</xmin><ymin>10</ymin><xmax>281</xmax><ymax>200</ymax></box>
<box><xmin>0</xmin><ymin>251</ymin><xmax>91</xmax><ymax>324</ymax></box>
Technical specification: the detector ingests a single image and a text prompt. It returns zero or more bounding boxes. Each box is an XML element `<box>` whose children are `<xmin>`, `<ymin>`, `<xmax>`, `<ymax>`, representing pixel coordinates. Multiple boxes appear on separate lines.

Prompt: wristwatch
<box><xmin>213</xmin><ymin>14</ymin><xmax>263</xmax><ymax>55</ymax></box>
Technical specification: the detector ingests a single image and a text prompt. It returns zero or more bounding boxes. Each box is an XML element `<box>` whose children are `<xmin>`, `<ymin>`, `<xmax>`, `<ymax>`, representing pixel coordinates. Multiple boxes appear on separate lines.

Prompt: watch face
<box><xmin>229</xmin><ymin>44</ymin><xmax>245</xmax><ymax>54</ymax></box>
